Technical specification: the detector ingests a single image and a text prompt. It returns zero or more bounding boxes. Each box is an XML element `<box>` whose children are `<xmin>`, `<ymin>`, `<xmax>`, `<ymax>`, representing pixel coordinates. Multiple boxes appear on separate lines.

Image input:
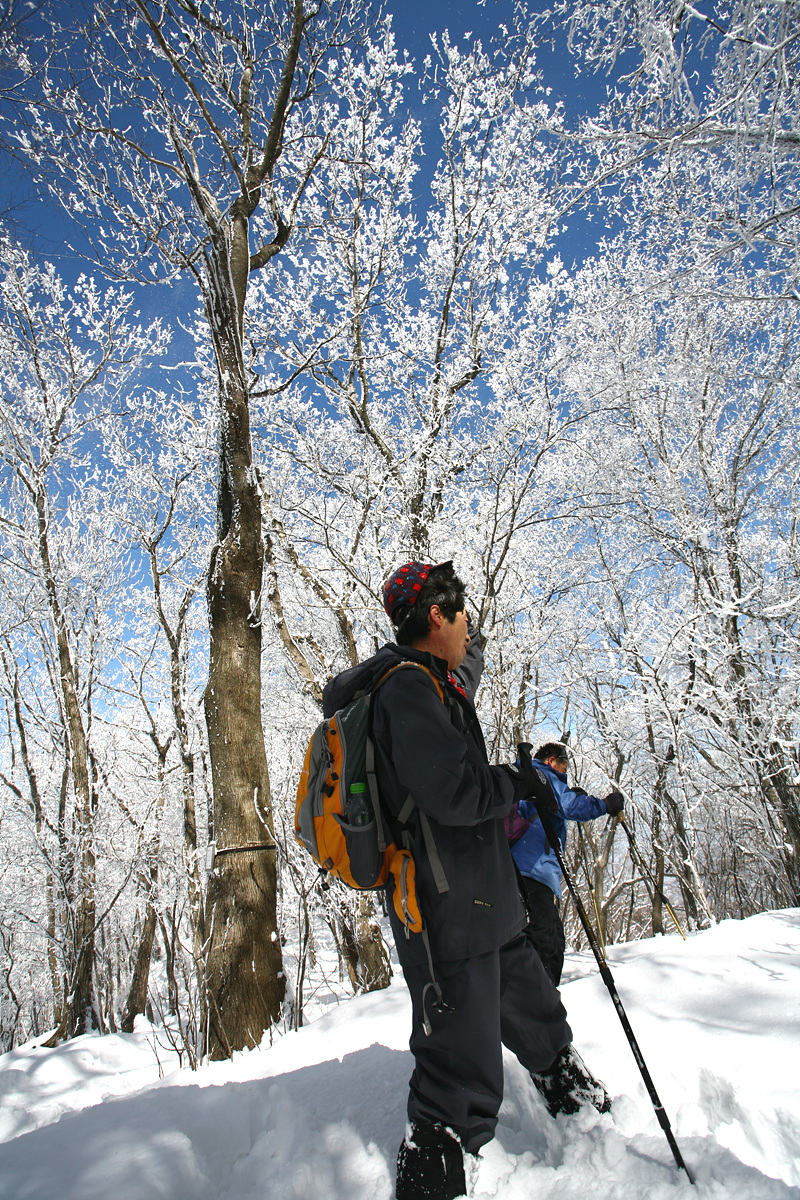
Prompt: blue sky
<box><xmin>382</xmin><ymin>0</ymin><xmax>622</xmax><ymax>271</ymax></box>
<box><xmin>0</xmin><ymin>0</ymin><xmax>631</xmax><ymax>380</ymax></box>
<box><xmin>385</xmin><ymin>0</ymin><xmax>608</xmax><ymax>109</ymax></box>
<box><xmin>2</xmin><ymin>0</ymin><xmax>614</xmax><ymax>269</ymax></box>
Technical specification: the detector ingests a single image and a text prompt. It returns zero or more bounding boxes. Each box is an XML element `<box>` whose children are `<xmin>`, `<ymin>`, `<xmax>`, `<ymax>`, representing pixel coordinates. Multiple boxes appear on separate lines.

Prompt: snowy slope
<box><xmin>1</xmin><ymin>909</ymin><xmax>799</xmax><ymax>1200</ymax></box>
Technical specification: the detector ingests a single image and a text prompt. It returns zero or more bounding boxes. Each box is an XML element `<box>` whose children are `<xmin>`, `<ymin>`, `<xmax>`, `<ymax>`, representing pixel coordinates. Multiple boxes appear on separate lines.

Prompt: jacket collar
<box><xmin>387</xmin><ymin>641</ymin><xmax>450</xmax><ymax>685</ymax></box>
<box><xmin>323</xmin><ymin>641</ymin><xmax>460</xmax><ymax>719</ymax></box>
<box><xmin>539</xmin><ymin>760</ymin><xmax>567</xmax><ymax>781</ymax></box>
<box><xmin>389</xmin><ymin>642</ymin><xmax>474</xmax><ymax>710</ymax></box>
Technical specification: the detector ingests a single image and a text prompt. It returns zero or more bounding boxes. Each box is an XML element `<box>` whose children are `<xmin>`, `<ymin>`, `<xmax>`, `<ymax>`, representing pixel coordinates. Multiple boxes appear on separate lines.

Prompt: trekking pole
<box><xmin>615</xmin><ymin>813</ymin><xmax>688</xmax><ymax>941</ymax></box>
<box><xmin>517</xmin><ymin>745</ymin><xmax>695</xmax><ymax>1186</ymax></box>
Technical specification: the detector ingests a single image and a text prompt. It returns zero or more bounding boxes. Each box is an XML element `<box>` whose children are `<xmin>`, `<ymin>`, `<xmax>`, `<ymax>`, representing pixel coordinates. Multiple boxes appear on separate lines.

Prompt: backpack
<box><xmin>294</xmin><ymin>661</ymin><xmax>445</xmax><ymax>934</ymax></box>
<box><xmin>504</xmin><ymin>803</ymin><xmax>533</xmax><ymax>846</ymax></box>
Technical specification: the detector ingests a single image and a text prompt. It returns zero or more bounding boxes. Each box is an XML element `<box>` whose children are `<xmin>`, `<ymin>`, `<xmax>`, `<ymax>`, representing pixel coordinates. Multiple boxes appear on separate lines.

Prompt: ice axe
<box><xmin>516</xmin><ymin>743</ymin><xmax>695</xmax><ymax>1185</ymax></box>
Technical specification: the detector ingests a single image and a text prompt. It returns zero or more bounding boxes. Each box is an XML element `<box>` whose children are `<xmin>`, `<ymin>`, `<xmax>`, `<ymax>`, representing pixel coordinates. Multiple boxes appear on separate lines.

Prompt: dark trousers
<box><xmin>396</xmin><ymin>931</ymin><xmax>571</xmax><ymax>1153</ymax></box>
<box><xmin>518</xmin><ymin>875</ymin><xmax>565</xmax><ymax>986</ymax></box>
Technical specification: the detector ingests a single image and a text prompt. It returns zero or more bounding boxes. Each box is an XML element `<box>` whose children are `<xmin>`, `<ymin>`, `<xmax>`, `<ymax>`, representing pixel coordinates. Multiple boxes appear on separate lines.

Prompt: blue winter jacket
<box><xmin>513</xmin><ymin>761</ymin><xmax>607</xmax><ymax>897</ymax></box>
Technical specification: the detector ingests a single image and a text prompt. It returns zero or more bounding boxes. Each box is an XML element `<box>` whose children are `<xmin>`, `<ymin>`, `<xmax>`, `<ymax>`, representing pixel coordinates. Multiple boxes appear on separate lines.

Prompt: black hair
<box><xmin>535</xmin><ymin>742</ymin><xmax>569</xmax><ymax>765</ymax></box>
<box><xmin>392</xmin><ymin>561</ymin><xmax>467</xmax><ymax>646</ymax></box>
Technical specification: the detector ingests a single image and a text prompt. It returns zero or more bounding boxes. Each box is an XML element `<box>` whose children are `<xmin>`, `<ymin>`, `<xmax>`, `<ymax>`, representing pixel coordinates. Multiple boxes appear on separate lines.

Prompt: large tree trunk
<box><xmin>175</xmin><ymin>0</ymin><xmax>311</xmax><ymax>1057</ymax></box>
<box><xmin>202</xmin><ymin>246</ymin><xmax>283</xmax><ymax>1059</ymax></box>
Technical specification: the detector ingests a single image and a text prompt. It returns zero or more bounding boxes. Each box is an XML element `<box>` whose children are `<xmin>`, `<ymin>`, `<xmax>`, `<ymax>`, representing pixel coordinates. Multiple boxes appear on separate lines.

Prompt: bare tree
<box><xmin>0</xmin><ymin>243</ymin><xmax>165</xmax><ymax>1038</ymax></box>
<box><xmin>12</xmin><ymin>0</ymin><xmax>370</xmax><ymax>1055</ymax></box>
<box><xmin>544</xmin><ymin>0</ymin><xmax>800</xmax><ymax>296</ymax></box>
<box><xmin>555</xmin><ymin>237</ymin><xmax>800</xmax><ymax>914</ymax></box>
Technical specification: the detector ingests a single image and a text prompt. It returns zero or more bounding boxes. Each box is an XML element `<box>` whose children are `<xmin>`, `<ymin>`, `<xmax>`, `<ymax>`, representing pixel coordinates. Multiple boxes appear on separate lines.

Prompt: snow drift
<box><xmin>1</xmin><ymin>909</ymin><xmax>799</xmax><ymax>1199</ymax></box>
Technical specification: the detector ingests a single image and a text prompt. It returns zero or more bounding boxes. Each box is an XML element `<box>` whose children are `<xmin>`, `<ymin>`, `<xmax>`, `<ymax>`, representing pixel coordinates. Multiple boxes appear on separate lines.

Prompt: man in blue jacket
<box><xmin>511</xmin><ymin>743</ymin><xmax>624</xmax><ymax>986</ymax></box>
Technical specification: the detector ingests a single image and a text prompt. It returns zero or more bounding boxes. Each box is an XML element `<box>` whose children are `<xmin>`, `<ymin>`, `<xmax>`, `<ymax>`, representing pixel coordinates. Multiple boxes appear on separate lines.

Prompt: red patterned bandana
<box><xmin>383</xmin><ymin>561</ymin><xmax>436</xmax><ymax>620</ymax></box>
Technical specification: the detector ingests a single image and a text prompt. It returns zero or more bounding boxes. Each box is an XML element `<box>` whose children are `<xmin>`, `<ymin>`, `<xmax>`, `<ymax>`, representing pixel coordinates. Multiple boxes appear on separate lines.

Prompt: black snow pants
<box><xmin>396</xmin><ymin>930</ymin><xmax>571</xmax><ymax>1153</ymax></box>
<box><xmin>518</xmin><ymin>874</ymin><xmax>566</xmax><ymax>986</ymax></box>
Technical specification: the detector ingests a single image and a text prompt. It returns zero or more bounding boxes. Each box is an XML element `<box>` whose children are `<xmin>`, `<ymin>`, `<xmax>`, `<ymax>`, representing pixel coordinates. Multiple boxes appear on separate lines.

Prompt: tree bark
<box><xmin>120</xmin><ymin>903</ymin><xmax>158</xmax><ymax>1034</ymax></box>
<box><xmin>120</xmin><ymin>746</ymin><xmax>167</xmax><ymax>1035</ymax></box>
<box><xmin>192</xmin><ymin>0</ymin><xmax>314</xmax><ymax>1058</ymax></box>
<box><xmin>33</xmin><ymin>479</ymin><xmax>98</xmax><ymax>1045</ymax></box>
<box><xmin>354</xmin><ymin>894</ymin><xmax>392</xmax><ymax>992</ymax></box>
<box><xmin>202</xmin><ymin>244</ymin><xmax>283</xmax><ymax>1058</ymax></box>
<box><xmin>651</xmin><ymin>804</ymin><xmax>665</xmax><ymax>936</ymax></box>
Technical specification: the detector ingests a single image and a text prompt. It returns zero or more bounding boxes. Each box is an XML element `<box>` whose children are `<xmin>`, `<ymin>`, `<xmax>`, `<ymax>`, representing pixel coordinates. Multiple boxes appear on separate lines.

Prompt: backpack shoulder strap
<box><xmin>367</xmin><ymin>661</ymin><xmax>450</xmax><ymax>896</ymax></box>
<box><xmin>371</xmin><ymin>659</ymin><xmax>446</xmax><ymax>703</ymax></box>
<box><xmin>365</xmin><ymin>662</ymin><xmax>443</xmax><ymax>854</ymax></box>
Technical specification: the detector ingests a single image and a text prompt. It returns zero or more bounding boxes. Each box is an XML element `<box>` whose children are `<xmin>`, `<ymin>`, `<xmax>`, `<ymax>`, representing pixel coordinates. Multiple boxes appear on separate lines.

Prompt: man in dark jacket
<box><xmin>322</xmin><ymin>561</ymin><xmax>610</xmax><ymax>1200</ymax></box>
<box><xmin>510</xmin><ymin>743</ymin><xmax>624</xmax><ymax>986</ymax></box>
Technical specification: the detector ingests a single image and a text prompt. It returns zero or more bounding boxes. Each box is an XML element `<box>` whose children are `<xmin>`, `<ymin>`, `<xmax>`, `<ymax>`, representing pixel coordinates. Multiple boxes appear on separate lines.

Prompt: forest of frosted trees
<box><xmin>0</xmin><ymin>0</ymin><xmax>798</xmax><ymax>1057</ymax></box>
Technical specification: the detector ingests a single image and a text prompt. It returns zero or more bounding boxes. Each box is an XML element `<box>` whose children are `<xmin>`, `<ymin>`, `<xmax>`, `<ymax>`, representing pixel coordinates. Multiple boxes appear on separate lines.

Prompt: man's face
<box><xmin>436</xmin><ymin>605</ymin><xmax>470</xmax><ymax>671</ymax></box>
<box><xmin>546</xmin><ymin>755</ymin><xmax>569</xmax><ymax>774</ymax></box>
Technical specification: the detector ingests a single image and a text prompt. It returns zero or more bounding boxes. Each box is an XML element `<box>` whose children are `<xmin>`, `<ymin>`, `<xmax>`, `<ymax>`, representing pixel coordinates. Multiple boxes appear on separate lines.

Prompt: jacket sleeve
<box><xmin>376</xmin><ymin>667</ymin><xmax>514</xmax><ymax>826</ymax></box>
<box><xmin>560</xmin><ymin>786</ymin><xmax>607</xmax><ymax>822</ymax></box>
<box><xmin>451</xmin><ymin>619</ymin><xmax>484</xmax><ymax>704</ymax></box>
<box><xmin>517</xmin><ymin>768</ymin><xmax>605</xmax><ymax>824</ymax></box>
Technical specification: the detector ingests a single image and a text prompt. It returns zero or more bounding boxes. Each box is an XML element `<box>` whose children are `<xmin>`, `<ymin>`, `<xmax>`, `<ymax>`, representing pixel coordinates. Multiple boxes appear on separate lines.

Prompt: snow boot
<box><xmin>530</xmin><ymin>1043</ymin><xmax>611</xmax><ymax>1117</ymax></box>
<box><xmin>395</xmin><ymin>1121</ymin><xmax>467</xmax><ymax>1200</ymax></box>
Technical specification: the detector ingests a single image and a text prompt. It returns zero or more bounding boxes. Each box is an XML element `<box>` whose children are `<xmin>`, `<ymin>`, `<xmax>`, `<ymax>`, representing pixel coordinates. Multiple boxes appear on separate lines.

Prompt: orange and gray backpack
<box><xmin>294</xmin><ymin>661</ymin><xmax>449</xmax><ymax>936</ymax></box>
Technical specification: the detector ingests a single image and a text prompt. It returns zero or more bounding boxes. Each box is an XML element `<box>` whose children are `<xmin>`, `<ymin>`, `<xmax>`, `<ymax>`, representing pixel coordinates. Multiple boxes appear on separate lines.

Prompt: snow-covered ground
<box><xmin>1</xmin><ymin>909</ymin><xmax>799</xmax><ymax>1199</ymax></box>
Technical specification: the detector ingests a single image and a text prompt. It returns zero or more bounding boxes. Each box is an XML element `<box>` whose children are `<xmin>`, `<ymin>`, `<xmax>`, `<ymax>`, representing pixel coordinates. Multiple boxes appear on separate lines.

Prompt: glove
<box><xmin>603</xmin><ymin>790</ymin><xmax>624</xmax><ymax>816</ymax></box>
<box><xmin>514</xmin><ymin>743</ymin><xmax>558</xmax><ymax>815</ymax></box>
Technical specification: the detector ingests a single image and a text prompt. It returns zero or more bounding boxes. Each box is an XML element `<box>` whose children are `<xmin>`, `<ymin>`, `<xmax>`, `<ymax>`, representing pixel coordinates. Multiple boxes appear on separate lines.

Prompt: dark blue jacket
<box><xmin>513</xmin><ymin>762</ymin><xmax>606</xmax><ymax>897</ymax></box>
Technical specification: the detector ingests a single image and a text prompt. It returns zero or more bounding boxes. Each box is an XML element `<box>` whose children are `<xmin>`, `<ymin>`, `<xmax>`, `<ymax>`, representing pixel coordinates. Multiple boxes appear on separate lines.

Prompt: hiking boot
<box><xmin>530</xmin><ymin>1044</ymin><xmax>611</xmax><ymax>1117</ymax></box>
<box><xmin>395</xmin><ymin>1121</ymin><xmax>467</xmax><ymax>1200</ymax></box>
